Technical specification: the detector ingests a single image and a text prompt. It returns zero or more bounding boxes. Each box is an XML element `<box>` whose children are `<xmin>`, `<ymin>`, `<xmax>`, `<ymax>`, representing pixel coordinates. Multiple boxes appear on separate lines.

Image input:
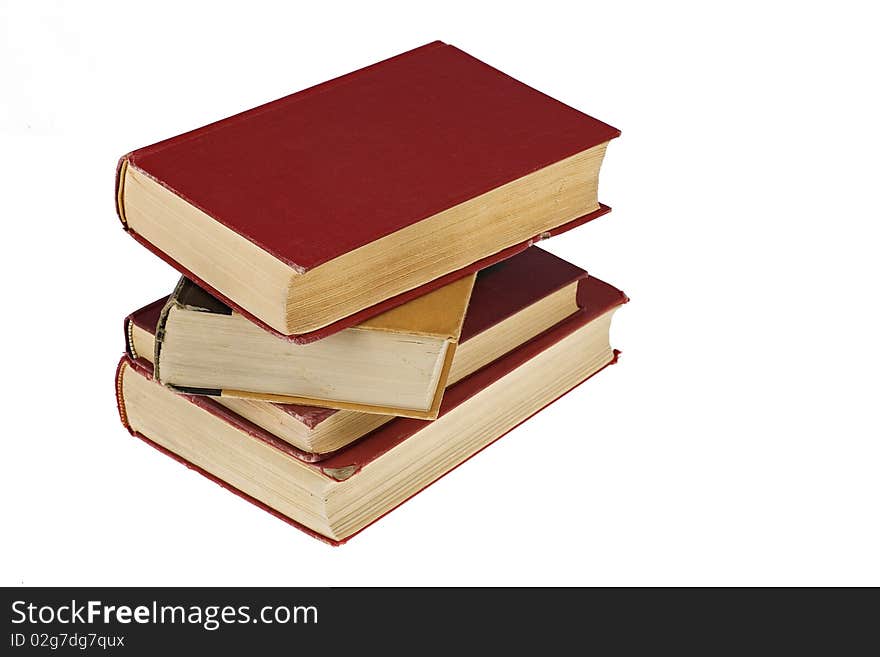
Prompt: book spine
<box><xmin>115</xmin><ymin>357</ymin><xmax>131</xmax><ymax>431</ymax></box>
<box><xmin>114</xmin><ymin>156</ymin><xmax>129</xmax><ymax>228</ymax></box>
<box><xmin>124</xmin><ymin>315</ymin><xmax>136</xmax><ymax>360</ymax></box>
<box><xmin>152</xmin><ymin>278</ymin><xmax>187</xmax><ymax>383</ymax></box>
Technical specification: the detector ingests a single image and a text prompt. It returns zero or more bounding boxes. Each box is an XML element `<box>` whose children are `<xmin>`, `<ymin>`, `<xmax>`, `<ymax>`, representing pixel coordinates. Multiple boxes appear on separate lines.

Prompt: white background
<box><xmin>2</xmin><ymin>1</ymin><xmax>878</xmax><ymax>586</ymax></box>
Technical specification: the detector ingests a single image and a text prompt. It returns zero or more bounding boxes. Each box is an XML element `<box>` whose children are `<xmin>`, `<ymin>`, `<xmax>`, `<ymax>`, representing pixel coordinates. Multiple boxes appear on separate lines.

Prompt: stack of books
<box><xmin>114</xmin><ymin>41</ymin><xmax>626</xmax><ymax>544</ymax></box>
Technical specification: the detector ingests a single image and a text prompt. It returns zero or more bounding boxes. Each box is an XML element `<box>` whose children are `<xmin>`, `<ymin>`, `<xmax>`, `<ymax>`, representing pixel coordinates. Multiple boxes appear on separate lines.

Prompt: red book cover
<box><xmin>126</xmin><ymin>247</ymin><xmax>600</xmax><ymax>442</ymax></box>
<box><xmin>116</xmin><ymin>41</ymin><xmax>618</xmax><ymax>342</ymax></box>
<box><xmin>116</xmin><ymin>276</ymin><xmax>628</xmax><ymax>544</ymax></box>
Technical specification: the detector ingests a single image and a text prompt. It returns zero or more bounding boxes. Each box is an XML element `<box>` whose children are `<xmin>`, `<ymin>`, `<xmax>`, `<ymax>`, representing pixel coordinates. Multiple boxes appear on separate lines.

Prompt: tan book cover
<box><xmin>153</xmin><ymin>274</ymin><xmax>475</xmax><ymax>419</ymax></box>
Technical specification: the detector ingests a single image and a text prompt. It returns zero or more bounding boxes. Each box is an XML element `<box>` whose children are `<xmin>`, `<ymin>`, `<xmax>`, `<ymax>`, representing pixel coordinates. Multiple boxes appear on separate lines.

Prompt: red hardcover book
<box><xmin>116</xmin><ymin>276</ymin><xmax>627</xmax><ymax>544</ymax></box>
<box><xmin>116</xmin><ymin>41</ymin><xmax>618</xmax><ymax>342</ymax></box>
<box><xmin>126</xmin><ymin>247</ymin><xmax>603</xmax><ymax>458</ymax></box>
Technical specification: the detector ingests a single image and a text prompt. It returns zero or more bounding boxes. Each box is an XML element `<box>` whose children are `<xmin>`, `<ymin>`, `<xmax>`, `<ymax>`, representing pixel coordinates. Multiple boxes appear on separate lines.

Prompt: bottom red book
<box><xmin>115</xmin><ymin>277</ymin><xmax>627</xmax><ymax>544</ymax></box>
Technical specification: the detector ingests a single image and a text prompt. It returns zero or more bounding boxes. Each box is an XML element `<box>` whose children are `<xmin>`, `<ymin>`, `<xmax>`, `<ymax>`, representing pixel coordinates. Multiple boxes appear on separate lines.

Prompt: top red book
<box><xmin>117</xmin><ymin>41</ymin><xmax>619</xmax><ymax>340</ymax></box>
